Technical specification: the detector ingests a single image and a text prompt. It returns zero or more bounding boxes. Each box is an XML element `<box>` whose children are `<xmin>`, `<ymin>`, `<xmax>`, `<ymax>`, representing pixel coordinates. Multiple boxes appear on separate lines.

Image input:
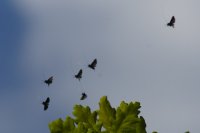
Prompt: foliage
<box><xmin>49</xmin><ymin>96</ymin><xmax>147</xmax><ymax>133</ymax></box>
<box><xmin>49</xmin><ymin>96</ymin><xmax>190</xmax><ymax>133</ymax></box>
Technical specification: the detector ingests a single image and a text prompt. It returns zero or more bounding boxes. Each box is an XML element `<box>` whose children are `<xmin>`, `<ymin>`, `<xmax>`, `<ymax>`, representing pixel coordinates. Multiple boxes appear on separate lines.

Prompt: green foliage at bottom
<box><xmin>49</xmin><ymin>96</ymin><xmax>190</xmax><ymax>133</ymax></box>
<box><xmin>49</xmin><ymin>96</ymin><xmax>147</xmax><ymax>133</ymax></box>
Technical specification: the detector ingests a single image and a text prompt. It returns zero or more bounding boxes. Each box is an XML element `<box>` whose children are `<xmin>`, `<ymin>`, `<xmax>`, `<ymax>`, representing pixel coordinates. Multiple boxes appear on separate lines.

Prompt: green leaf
<box><xmin>49</xmin><ymin>118</ymin><xmax>64</xmax><ymax>133</ymax></box>
<box><xmin>114</xmin><ymin>101</ymin><xmax>146</xmax><ymax>133</ymax></box>
<box><xmin>98</xmin><ymin>96</ymin><xmax>116</xmax><ymax>131</ymax></box>
<box><xmin>63</xmin><ymin>117</ymin><xmax>75</xmax><ymax>132</ymax></box>
<box><xmin>135</xmin><ymin>116</ymin><xmax>147</xmax><ymax>133</ymax></box>
<box><xmin>73</xmin><ymin>105</ymin><xmax>101</xmax><ymax>132</ymax></box>
<box><xmin>74</xmin><ymin>123</ymin><xmax>88</xmax><ymax>133</ymax></box>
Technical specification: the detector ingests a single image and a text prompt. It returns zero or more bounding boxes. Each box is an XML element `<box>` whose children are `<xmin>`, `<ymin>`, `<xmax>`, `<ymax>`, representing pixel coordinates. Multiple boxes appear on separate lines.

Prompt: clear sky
<box><xmin>1</xmin><ymin>0</ymin><xmax>200</xmax><ymax>133</ymax></box>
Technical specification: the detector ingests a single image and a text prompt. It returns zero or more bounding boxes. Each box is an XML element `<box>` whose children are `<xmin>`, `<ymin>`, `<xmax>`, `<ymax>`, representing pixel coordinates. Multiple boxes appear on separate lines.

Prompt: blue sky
<box><xmin>1</xmin><ymin>0</ymin><xmax>200</xmax><ymax>133</ymax></box>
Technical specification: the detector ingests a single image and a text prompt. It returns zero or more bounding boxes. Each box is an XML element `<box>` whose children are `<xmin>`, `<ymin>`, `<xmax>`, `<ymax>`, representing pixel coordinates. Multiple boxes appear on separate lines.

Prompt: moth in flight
<box><xmin>42</xmin><ymin>97</ymin><xmax>50</xmax><ymax>111</ymax></box>
<box><xmin>80</xmin><ymin>92</ymin><xmax>87</xmax><ymax>100</ymax></box>
<box><xmin>167</xmin><ymin>16</ymin><xmax>175</xmax><ymax>28</ymax></box>
<box><xmin>44</xmin><ymin>76</ymin><xmax>53</xmax><ymax>86</ymax></box>
<box><xmin>75</xmin><ymin>69</ymin><xmax>82</xmax><ymax>81</ymax></box>
<box><xmin>88</xmin><ymin>59</ymin><xmax>97</xmax><ymax>70</ymax></box>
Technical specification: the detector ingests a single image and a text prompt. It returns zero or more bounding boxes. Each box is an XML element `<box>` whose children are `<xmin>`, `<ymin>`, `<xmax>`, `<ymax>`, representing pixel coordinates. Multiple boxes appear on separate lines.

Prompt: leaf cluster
<box><xmin>49</xmin><ymin>96</ymin><xmax>147</xmax><ymax>133</ymax></box>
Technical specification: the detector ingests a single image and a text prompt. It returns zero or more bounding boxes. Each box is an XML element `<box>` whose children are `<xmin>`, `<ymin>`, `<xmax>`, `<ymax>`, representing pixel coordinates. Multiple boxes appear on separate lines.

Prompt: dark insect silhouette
<box><xmin>88</xmin><ymin>59</ymin><xmax>97</xmax><ymax>70</ymax></box>
<box><xmin>44</xmin><ymin>76</ymin><xmax>53</xmax><ymax>86</ymax></box>
<box><xmin>75</xmin><ymin>69</ymin><xmax>82</xmax><ymax>81</ymax></box>
<box><xmin>167</xmin><ymin>16</ymin><xmax>175</xmax><ymax>28</ymax></box>
<box><xmin>80</xmin><ymin>92</ymin><xmax>87</xmax><ymax>100</ymax></box>
<box><xmin>42</xmin><ymin>97</ymin><xmax>50</xmax><ymax>111</ymax></box>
